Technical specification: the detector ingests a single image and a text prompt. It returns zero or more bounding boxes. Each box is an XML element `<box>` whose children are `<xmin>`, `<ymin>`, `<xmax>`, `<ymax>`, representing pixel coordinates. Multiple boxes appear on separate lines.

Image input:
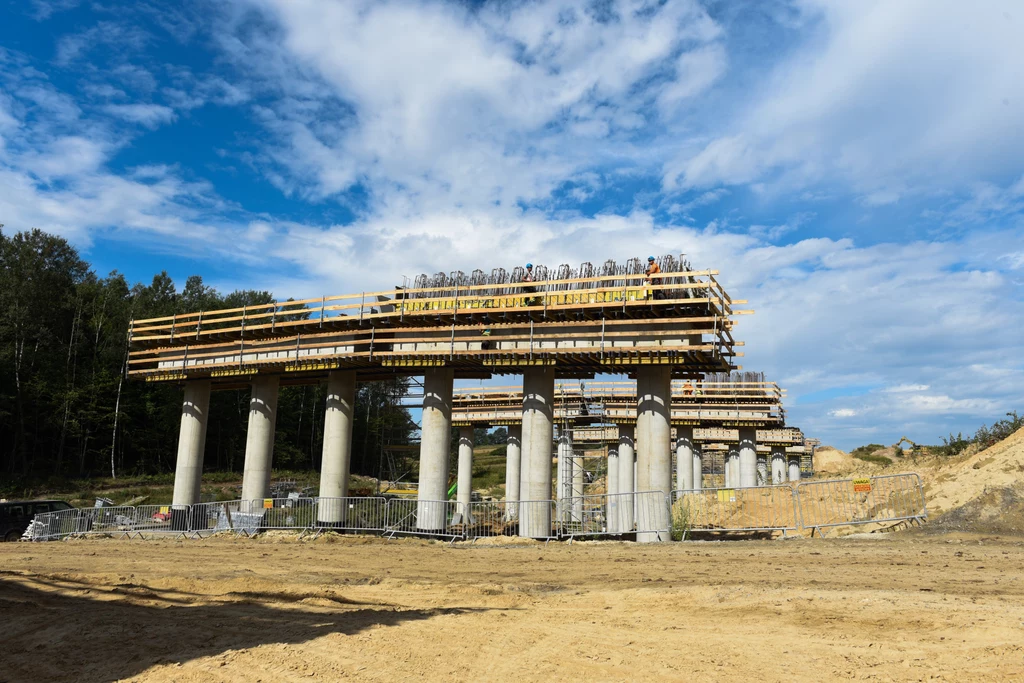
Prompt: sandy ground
<box><xmin>3</xmin><ymin>533</ymin><xmax>1024</xmax><ymax>682</ymax></box>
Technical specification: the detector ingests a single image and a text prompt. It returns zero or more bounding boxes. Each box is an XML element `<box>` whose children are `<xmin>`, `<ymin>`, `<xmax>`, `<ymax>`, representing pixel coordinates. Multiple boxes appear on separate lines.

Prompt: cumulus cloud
<box><xmin>664</xmin><ymin>0</ymin><xmax>1024</xmax><ymax>200</ymax></box>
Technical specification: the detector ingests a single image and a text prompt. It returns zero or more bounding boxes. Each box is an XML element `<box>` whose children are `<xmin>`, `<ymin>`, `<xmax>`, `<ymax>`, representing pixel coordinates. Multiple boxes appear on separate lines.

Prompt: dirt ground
<box><xmin>3</xmin><ymin>533</ymin><xmax>1024</xmax><ymax>682</ymax></box>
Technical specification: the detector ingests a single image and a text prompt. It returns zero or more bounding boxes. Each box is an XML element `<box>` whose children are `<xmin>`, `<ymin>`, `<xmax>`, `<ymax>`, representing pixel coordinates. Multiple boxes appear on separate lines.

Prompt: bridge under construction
<box><xmin>129</xmin><ymin>255</ymin><xmax>757</xmax><ymax>542</ymax></box>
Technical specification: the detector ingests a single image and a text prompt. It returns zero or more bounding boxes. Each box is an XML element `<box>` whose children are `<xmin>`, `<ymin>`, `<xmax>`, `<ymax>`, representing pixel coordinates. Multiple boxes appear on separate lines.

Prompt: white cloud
<box><xmin>883</xmin><ymin>384</ymin><xmax>930</xmax><ymax>394</ymax></box>
<box><xmin>829</xmin><ymin>408</ymin><xmax>857</xmax><ymax>418</ymax></box>
<box><xmin>665</xmin><ymin>0</ymin><xmax>1024</xmax><ymax>198</ymax></box>
<box><xmin>102</xmin><ymin>103</ymin><xmax>176</xmax><ymax>128</ymax></box>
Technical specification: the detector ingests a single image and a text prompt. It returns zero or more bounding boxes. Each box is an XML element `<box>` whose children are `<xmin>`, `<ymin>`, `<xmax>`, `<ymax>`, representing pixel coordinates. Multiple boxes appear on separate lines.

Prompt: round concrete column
<box><xmin>788</xmin><ymin>456</ymin><xmax>802</xmax><ymax>483</ymax></box>
<box><xmin>519</xmin><ymin>367</ymin><xmax>554</xmax><ymax>538</ymax></box>
<box><xmin>571</xmin><ymin>450</ymin><xmax>584</xmax><ymax>522</ymax></box>
<box><xmin>692</xmin><ymin>446</ymin><xmax>703</xmax><ymax>490</ymax></box>
<box><xmin>417</xmin><ymin>368</ymin><xmax>454</xmax><ymax>530</ymax></box>
<box><xmin>242</xmin><ymin>375</ymin><xmax>280</xmax><ymax>507</ymax></box>
<box><xmin>756</xmin><ymin>453</ymin><xmax>768</xmax><ymax>486</ymax></box>
<box><xmin>617</xmin><ymin>426</ymin><xmax>635</xmax><ymax>532</ymax></box>
<box><xmin>172</xmin><ymin>380</ymin><xmax>211</xmax><ymax>507</ymax></box>
<box><xmin>556</xmin><ymin>434</ymin><xmax>572</xmax><ymax>515</ymax></box>
<box><xmin>504</xmin><ymin>425</ymin><xmax>522</xmax><ymax>519</ymax></box>
<box><xmin>675</xmin><ymin>426</ymin><xmax>694</xmax><ymax>492</ymax></box>
<box><xmin>738</xmin><ymin>427</ymin><xmax>757</xmax><ymax>488</ymax></box>
<box><xmin>771</xmin><ymin>447</ymin><xmax>787</xmax><ymax>485</ymax></box>
<box><xmin>317</xmin><ymin>370</ymin><xmax>357</xmax><ymax>524</ymax></box>
<box><xmin>454</xmin><ymin>426</ymin><xmax>475</xmax><ymax>524</ymax></box>
<box><xmin>607</xmin><ymin>444</ymin><xmax>619</xmax><ymax>532</ymax></box>
<box><xmin>725</xmin><ymin>447</ymin><xmax>739</xmax><ymax>488</ymax></box>
<box><xmin>636</xmin><ymin>366</ymin><xmax>672</xmax><ymax>542</ymax></box>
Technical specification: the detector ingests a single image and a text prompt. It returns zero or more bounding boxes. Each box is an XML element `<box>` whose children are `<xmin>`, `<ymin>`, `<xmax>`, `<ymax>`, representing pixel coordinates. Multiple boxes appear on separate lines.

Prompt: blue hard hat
<box><xmin>526</xmin><ymin>262</ymin><xmax>533</xmax><ymax>268</ymax></box>
<box><xmin>647</xmin><ymin>256</ymin><xmax>655</xmax><ymax>261</ymax></box>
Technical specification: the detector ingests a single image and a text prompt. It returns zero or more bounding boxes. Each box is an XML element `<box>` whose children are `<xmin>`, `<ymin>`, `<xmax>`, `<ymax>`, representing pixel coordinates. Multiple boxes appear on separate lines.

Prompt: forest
<box><xmin>0</xmin><ymin>227</ymin><xmax>417</xmax><ymax>487</ymax></box>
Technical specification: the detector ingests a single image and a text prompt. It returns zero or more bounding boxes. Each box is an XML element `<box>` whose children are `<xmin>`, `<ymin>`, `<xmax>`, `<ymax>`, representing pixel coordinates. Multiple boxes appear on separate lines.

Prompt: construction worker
<box><xmin>522</xmin><ymin>263</ymin><xmax>539</xmax><ymax>306</ymax></box>
<box><xmin>682</xmin><ymin>380</ymin><xmax>695</xmax><ymax>397</ymax></box>
<box><xmin>645</xmin><ymin>256</ymin><xmax>665</xmax><ymax>300</ymax></box>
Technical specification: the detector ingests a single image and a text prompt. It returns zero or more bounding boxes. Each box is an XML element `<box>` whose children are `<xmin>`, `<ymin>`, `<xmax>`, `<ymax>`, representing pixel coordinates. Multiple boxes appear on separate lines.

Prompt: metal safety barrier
<box><xmin>384</xmin><ymin>498</ymin><xmax>463</xmax><ymax>540</ymax></box>
<box><xmin>671</xmin><ymin>485</ymin><xmax>801</xmax><ymax>535</ymax></box>
<box><xmin>559</xmin><ymin>491</ymin><xmax>670</xmax><ymax>540</ymax></box>
<box><xmin>796</xmin><ymin>473</ymin><xmax>927</xmax><ymax>534</ymax></box>
<box><xmin>313</xmin><ymin>496</ymin><xmax>388</xmax><ymax>533</ymax></box>
<box><xmin>462</xmin><ymin>500</ymin><xmax>559</xmax><ymax>540</ymax></box>
<box><xmin>23</xmin><ymin>473</ymin><xmax>927</xmax><ymax>543</ymax></box>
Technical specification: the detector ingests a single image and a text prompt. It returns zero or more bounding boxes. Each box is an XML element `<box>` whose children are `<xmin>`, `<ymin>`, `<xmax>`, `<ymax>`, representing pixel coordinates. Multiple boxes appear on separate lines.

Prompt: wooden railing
<box><xmin>129</xmin><ymin>269</ymin><xmax>749</xmax><ymax>345</ymax></box>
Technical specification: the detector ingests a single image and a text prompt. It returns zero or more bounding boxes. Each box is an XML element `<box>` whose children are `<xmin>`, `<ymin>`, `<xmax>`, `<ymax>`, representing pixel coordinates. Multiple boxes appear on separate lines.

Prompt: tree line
<box><xmin>0</xmin><ymin>228</ymin><xmax>416</xmax><ymax>487</ymax></box>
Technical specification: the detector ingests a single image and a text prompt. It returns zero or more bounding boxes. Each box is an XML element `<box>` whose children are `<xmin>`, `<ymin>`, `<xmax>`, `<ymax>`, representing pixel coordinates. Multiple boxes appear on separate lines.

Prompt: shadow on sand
<box><xmin>0</xmin><ymin>573</ymin><xmax>485</xmax><ymax>682</ymax></box>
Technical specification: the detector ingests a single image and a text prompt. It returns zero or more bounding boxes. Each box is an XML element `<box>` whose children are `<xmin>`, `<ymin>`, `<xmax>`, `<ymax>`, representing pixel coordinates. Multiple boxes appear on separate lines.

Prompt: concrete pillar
<box><xmin>172</xmin><ymin>380</ymin><xmax>211</xmax><ymax>507</ymax></box>
<box><xmin>617</xmin><ymin>426</ymin><xmax>635</xmax><ymax>532</ymax></box>
<box><xmin>692</xmin><ymin>446</ymin><xmax>703</xmax><ymax>490</ymax></box>
<box><xmin>556</xmin><ymin>434</ymin><xmax>571</xmax><ymax>507</ymax></box>
<box><xmin>771</xmin><ymin>447</ymin><xmax>787</xmax><ymax>485</ymax></box>
<box><xmin>417</xmin><ymin>368</ymin><xmax>454</xmax><ymax>530</ymax></box>
<box><xmin>636</xmin><ymin>366</ymin><xmax>672</xmax><ymax>541</ymax></box>
<box><xmin>675</xmin><ymin>426</ymin><xmax>694</xmax><ymax>492</ymax></box>
<box><xmin>756</xmin><ymin>453</ymin><xmax>768</xmax><ymax>487</ymax></box>
<box><xmin>241</xmin><ymin>375</ymin><xmax>280</xmax><ymax>505</ymax></box>
<box><xmin>607</xmin><ymin>443</ymin><xmax>619</xmax><ymax>532</ymax></box>
<box><xmin>453</xmin><ymin>426</ymin><xmax>474</xmax><ymax>524</ymax></box>
<box><xmin>317</xmin><ymin>370</ymin><xmax>356</xmax><ymax>524</ymax></box>
<box><xmin>571</xmin><ymin>451</ymin><xmax>584</xmax><ymax>521</ymax></box>
<box><xmin>519</xmin><ymin>367</ymin><xmax>554</xmax><ymax>538</ymax></box>
<box><xmin>504</xmin><ymin>425</ymin><xmax>522</xmax><ymax>518</ymax></box>
<box><xmin>788</xmin><ymin>456</ymin><xmax>802</xmax><ymax>483</ymax></box>
<box><xmin>725</xmin><ymin>447</ymin><xmax>739</xmax><ymax>488</ymax></box>
<box><xmin>739</xmin><ymin>427</ymin><xmax>757</xmax><ymax>488</ymax></box>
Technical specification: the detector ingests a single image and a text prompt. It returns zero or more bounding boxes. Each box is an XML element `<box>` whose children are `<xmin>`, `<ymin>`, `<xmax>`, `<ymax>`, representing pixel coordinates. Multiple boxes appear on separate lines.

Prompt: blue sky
<box><xmin>2</xmin><ymin>0</ymin><xmax>1023</xmax><ymax>450</ymax></box>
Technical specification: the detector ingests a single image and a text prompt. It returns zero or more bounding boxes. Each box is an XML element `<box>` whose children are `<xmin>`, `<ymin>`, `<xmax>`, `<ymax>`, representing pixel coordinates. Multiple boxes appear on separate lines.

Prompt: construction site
<box><xmin>5</xmin><ymin>254</ymin><xmax>1023</xmax><ymax>681</ymax></box>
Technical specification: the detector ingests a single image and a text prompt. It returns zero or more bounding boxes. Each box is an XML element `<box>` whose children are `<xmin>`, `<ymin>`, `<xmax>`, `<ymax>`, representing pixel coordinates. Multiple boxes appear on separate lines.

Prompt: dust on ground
<box><xmin>3</xmin><ymin>533</ymin><xmax>1024</xmax><ymax>682</ymax></box>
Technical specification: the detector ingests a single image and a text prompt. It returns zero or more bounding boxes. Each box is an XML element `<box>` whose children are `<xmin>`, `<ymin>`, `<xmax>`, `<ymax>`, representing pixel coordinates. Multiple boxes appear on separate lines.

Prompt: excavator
<box><xmin>892</xmin><ymin>437</ymin><xmax>920</xmax><ymax>455</ymax></box>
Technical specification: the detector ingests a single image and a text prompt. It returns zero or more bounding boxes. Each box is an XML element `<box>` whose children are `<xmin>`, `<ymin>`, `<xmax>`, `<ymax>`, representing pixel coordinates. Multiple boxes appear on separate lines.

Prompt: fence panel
<box><xmin>671</xmin><ymin>485</ymin><xmax>800</xmax><ymax>534</ymax></box>
<box><xmin>313</xmin><ymin>497</ymin><xmax>388</xmax><ymax>533</ymax></box>
<box><xmin>256</xmin><ymin>497</ymin><xmax>316</xmax><ymax>531</ymax></box>
<box><xmin>26</xmin><ymin>508</ymin><xmax>91</xmax><ymax>541</ymax></box>
<box><xmin>559</xmin><ymin>491</ymin><xmax>670</xmax><ymax>540</ymax></box>
<box><xmin>463</xmin><ymin>500</ymin><xmax>519</xmax><ymax>539</ymax></box>
<box><xmin>385</xmin><ymin>499</ymin><xmax>463</xmax><ymax>540</ymax></box>
<box><xmin>796</xmin><ymin>473</ymin><xmax>927</xmax><ymax>531</ymax></box>
<box><xmin>128</xmin><ymin>504</ymin><xmax>193</xmax><ymax>536</ymax></box>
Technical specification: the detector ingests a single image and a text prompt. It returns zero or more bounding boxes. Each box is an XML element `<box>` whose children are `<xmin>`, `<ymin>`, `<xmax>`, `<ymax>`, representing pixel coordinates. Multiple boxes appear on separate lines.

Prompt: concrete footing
<box><xmin>519</xmin><ymin>367</ymin><xmax>554</xmax><ymax>538</ymax></box>
<box><xmin>317</xmin><ymin>370</ymin><xmax>357</xmax><ymax>524</ymax></box>
<box><xmin>241</xmin><ymin>375</ymin><xmax>280</xmax><ymax>505</ymax></box>
<box><xmin>418</xmin><ymin>368</ymin><xmax>454</xmax><ymax>530</ymax></box>
<box><xmin>171</xmin><ymin>380</ymin><xmax>211</xmax><ymax>507</ymax></box>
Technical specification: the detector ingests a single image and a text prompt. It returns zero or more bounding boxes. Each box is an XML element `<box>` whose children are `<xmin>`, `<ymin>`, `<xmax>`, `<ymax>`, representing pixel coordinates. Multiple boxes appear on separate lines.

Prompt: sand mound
<box><xmin>921</xmin><ymin>427</ymin><xmax>1024</xmax><ymax>518</ymax></box>
<box><xmin>812</xmin><ymin>446</ymin><xmax>885</xmax><ymax>477</ymax></box>
<box><xmin>924</xmin><ymin>484</ymin><xmax>1024</xmax><ymax>535</ymax></box>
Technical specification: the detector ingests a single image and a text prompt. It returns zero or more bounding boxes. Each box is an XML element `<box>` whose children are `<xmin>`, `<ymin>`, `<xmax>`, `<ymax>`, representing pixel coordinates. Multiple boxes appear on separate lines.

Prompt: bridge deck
<box><xmin>128</xmin><ymin>268</ymin><xmax>749</xmax><ymax>381</ymax></box>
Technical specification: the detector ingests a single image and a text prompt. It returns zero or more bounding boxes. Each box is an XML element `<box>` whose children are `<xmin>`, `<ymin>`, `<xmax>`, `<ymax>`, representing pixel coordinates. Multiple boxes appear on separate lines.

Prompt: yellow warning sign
<box><xmin>853</xmin><ymin>478</ymin><xmax>872</xmax><ymax>493</ymax></box>
<box><xmin>717</xmin><ymin>489</ymin><xmax>735</xmax><ymax>503</ymax></box>
<box><xmin>159</xmin><ymin>506</ymin><xmax>169</xmax><ymax>514</ymax></box>
<box><xmin>263</xmin><ymin>499</ymin><xmax>274</xmax><ymax>509</ymax></box>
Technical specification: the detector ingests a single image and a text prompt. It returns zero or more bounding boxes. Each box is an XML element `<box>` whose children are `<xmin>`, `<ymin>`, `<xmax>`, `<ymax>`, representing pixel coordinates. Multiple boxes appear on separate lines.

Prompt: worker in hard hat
<box><xmin>645</xmin><ymin>256</ymin><xmax>665</xmax><ymax>300</ymax></box>
<box><xmin>522</xmin><ymin>262</ymin><xmax>539</xmax><ymax>306</ymax></box>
